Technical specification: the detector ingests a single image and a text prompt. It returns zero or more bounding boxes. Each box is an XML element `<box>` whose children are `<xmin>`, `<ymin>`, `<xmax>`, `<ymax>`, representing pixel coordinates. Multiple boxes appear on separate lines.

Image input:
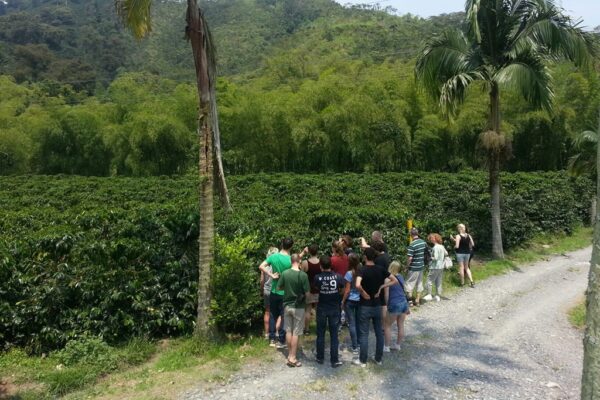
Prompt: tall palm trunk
<box><xmin>489</xmin><ymin>82</ymin><xmax>505</xmax><ymax>259</ymax></box>
<box><xmin>582</xmin><ymin>108</ymin><xmax>600</xmax><ymax>399</ymax></box>
<box><xmin>187</xmin><ymin>0</ymin><xmax>214</xmax><ymax>336</ymax></box>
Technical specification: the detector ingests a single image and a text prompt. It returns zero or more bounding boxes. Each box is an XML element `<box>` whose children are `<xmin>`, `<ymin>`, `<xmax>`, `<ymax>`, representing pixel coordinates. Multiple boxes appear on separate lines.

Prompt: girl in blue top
<box><xmin>384</xmin><ymin>261</ymin><xmax>409</xmax><ymax>352</ymax></box>
<box><xmin>341</xmin><ymin>253</ymin><xmax>361</xmax><ymax>354</ymax></box>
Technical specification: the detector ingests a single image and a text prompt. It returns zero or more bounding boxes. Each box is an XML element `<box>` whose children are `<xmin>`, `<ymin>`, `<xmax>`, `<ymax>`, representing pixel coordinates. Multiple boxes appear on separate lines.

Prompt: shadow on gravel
<box><xmin>373</xmin><ymin>318</ymin><xmax>524</xmax><ymax>399</ymax></box>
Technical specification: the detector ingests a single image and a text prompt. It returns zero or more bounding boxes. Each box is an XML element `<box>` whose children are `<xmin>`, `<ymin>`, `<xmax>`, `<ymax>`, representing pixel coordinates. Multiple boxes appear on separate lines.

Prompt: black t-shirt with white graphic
<box><xmin>314</xmin><ymin>271</ymin><xmax>344</xmax><ymax>312</ymax></box>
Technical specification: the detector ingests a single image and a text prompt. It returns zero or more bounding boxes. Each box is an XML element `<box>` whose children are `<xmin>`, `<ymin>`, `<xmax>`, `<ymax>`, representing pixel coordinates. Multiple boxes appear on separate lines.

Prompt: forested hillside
<box><xmin>0</xmin><ymin>0</ymin><xmax>598</xmax><ymax>175</ymax></box>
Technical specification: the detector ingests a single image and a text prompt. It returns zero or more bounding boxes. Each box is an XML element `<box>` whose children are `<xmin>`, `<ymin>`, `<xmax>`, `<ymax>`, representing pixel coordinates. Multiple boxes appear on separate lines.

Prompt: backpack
<box><xmin>423</xmin><ymin>245</ymin><xmax>432</xmax><ymax>266</ymax></box>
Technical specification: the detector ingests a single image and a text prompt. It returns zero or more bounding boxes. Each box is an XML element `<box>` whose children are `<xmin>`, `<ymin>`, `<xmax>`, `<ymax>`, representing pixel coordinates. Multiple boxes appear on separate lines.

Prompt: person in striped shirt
<box><xmin>405</xmin><ymin>228</ymin><xmax>429</xmax><ymax>306</ymax></box>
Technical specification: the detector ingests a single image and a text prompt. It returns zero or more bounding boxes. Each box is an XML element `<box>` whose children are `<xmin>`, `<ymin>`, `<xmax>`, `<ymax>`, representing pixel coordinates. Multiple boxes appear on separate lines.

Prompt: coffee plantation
<box><xmin>0</xmin><ymin>172</ymin><xmax>592</xmax><ymax>351</ymax></box>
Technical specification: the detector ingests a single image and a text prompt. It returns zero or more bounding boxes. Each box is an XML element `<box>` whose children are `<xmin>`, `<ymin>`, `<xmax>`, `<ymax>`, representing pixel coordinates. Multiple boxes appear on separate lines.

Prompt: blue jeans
<box><xmin>316</xmin><ymin>307</ymin><xmax>340</xmax><ymax>364</ymax></box>
<box><xmin>269</xmin><ymin>293</ymin><xmax>285</xmax><ymax>343</ymax></box>
<box><xmin>345</xmin><ymin>300</ymin><xmax>361</xmax><ymax>350</ymax></box>
<box><xmin>359</xmin><ymin>305</ymin><xmax>383</xmax><ymax>363</ymax></box>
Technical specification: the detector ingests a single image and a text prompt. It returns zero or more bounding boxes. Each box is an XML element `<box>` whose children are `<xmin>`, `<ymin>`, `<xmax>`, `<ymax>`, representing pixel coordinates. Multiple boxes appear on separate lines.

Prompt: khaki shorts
<box><xmin>283</xmin><ymin>306</ymin><xmax>305</xmax><ymax>336</ymax></box>
<box><xmin>405</xmin><ymin>270</ymin><xmax>424</xmax><ymax>294</ymax></box>
<box><xmin>306</xmin><ymin>293</ymin><xmax>319</xmax><ymax>304</ymax></box>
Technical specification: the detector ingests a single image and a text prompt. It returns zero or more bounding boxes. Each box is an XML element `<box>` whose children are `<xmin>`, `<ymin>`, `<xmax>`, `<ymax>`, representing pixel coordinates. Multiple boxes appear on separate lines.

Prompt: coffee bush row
<box><xmin>0</xmin><ymin>172</ymin><xmax>592</xmax><ymax>351</ymax></box>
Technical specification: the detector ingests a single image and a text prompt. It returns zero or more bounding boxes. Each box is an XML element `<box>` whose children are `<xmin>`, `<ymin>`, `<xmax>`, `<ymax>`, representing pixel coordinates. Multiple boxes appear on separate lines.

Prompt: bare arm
<box><xmin>301</xmin><ymin>259</ymin><xmax>308</xmax><ymax>273</ymax></box>
<box><xmin>259</xmin><ymin>260</ymin><xmax>279</xmax><ymax>279</ymax></box>
<box><xmin>355</xmin><ymin>276</ymin><xmax>371</xmax><ymax>300</ymax></box>
<box><xmin>299</xmin><ymin>246</ymin><xmax>309</xmax><ymax>259</ymax></box>
<box><xmin>360</xmin><ymin>237</ymin><xmax>370</xmax><ymax>249</ymax></box>
<box><xmin>342</xmin><ymin>281</ymin><xmax>351</xmax><ymax>305</ymax></box>
<box><xmin>384</xmin><ymin>279</ymin><xmax>390</xmax><ymax>305</ymax></box>
<box><xmin>454</xmin><ymin>235</ymin><xmax>461</xmax><ymax>249</ymax></box>
<box><xmin>469</xmin><ymin>235</ymin><xmax>475</xmax><ymax>248</ymax></box>
<box><xmin>376</xmin><ymin>274</ymin><xmax>399</xmax><ymax>298</ymax></box>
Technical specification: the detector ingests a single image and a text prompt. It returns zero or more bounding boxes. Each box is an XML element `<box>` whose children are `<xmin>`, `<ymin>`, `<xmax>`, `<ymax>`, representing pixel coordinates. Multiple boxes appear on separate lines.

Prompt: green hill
<box><xmin>0</xmin><ymin>0</ymin><xmax>598</xmax><ymax>176</ymax></box>
<box><xmin>0</xmin><ymin>0</ymin><xmax>464</xmax><ymax>83</ymax></box>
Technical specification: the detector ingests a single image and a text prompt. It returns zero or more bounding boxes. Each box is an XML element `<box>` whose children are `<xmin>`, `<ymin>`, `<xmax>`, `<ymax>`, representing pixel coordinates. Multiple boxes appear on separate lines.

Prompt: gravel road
<box><xmin>182</xmin><ymin>247</ymin><xmax>591</xmax><ymax>400</ymax></box>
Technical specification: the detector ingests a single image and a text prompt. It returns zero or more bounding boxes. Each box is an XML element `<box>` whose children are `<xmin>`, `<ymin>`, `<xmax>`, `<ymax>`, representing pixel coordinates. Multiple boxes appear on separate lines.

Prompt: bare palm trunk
<box><xmin>489</xmin><ymin>83</ymin><xmax>504</xmax><ymax>259</ymax></box>
<box><xmin>187</xmin><ymin>0</ymin><xmax>214</xmax><ymax>336</ymax></box>
<box><xmin>582</xmin><ymin>108</ymin><xmax>600</xmax><ymax>399</ymax></box>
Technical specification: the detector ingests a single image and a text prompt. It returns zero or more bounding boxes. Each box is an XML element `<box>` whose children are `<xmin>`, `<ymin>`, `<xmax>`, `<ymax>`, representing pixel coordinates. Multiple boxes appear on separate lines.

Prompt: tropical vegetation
<box><xmin>415</xmin><ymin>0</ymin><xmax>595</xmax><ymax>258</ymax></box>
<box><xmin>0</xmin><ymin>172</ymin><xmax>592</xmax><ymax>352</ymax></box>
<box><xmin>0</xmin><ymin>1</ymin><xmax>599</xmax><ymax>179</ymax></box>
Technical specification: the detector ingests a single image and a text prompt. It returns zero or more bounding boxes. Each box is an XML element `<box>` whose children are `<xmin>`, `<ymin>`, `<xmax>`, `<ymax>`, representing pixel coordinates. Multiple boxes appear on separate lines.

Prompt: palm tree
<box><xmin>415</xmin><ymin>0</ymin><xmax>594</xmax><ymax>258</ymax></box>
<box><xmin>114</xmin><ymin>0</ymin><xmax>231</xmax><ymax>336</ymax></box>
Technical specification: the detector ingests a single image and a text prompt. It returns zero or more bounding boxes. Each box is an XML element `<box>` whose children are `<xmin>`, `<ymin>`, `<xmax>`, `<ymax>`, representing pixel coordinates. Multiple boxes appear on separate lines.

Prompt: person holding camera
<box><xmin>277</xmin><ymin>253</ymin><xmax>310</xmax><ymax>367</ymax></box>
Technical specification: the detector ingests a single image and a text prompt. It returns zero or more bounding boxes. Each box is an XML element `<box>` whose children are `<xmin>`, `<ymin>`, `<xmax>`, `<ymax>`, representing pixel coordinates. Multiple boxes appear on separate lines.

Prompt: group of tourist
<box><xmin>258</xmin><ymin>224</ymin><xmax>475</xmax><ymax>368</ymax></box>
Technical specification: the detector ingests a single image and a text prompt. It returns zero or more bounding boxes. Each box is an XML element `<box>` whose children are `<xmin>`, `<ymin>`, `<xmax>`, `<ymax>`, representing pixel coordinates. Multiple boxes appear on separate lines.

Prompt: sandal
<box><xmin>286</xmin><ymin>359</ymin><xmax>302</xmax><ymax>367</ymax></box>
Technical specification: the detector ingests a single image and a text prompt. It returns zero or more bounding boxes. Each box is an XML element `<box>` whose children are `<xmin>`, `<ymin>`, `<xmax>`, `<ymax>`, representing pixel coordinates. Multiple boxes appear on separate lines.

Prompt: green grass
<box><xmin>569</xmin><ymin>301</ymin><xmax>587</xmax><ymax>329</ymax></box>
<box><xmin>1</xmin><ymin>335</ymin><xmax>270</xmax><ymax>400</ymax></box>
<box><xmin>0</xmin><ymin>338</ymin><xmax>159</xmax><ymax>399</ymax></box>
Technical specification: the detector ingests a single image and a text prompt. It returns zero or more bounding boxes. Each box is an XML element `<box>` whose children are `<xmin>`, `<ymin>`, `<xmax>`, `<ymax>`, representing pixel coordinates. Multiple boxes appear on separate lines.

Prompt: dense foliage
<box><xmin>0</xmin><ymin>172</ymin><xmax>592</xmax><ymax>351</ymax></box>
<box><xmin>1</xmin><ymin>62</ymin><xmax>599</xmax><ymax>176</ymax></box>
<box><xmin>1</xmin><ymin>1</ymin><xmax>598</xmax><ymax>176</ymax></box>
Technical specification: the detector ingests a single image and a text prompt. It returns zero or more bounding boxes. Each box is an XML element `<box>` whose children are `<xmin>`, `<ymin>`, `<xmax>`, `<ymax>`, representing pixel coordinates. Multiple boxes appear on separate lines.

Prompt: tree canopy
<box><xmin>0</xmin><ymin>0</ymin><xmax>598</xmax><ymax>176</ymax></box>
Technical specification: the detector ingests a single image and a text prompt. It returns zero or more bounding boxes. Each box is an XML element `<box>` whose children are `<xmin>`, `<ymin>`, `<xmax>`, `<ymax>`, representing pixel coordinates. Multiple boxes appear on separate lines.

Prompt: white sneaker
<box><xmin>435</xmin><ymin>295</ymin><xmax>441</xmax><ymax>302</ymax></box>
<box><xmin>391</xmin><ymin>343</ymin><xmax>401</xmax><ymax>351</ymax></box>
<box><xmin>383</xmin><ymin>345</ymin><xmax>391</xmax><ymax>353</ymax></box>
<box><xmin>423</xmin><ymin>294</ymin><xmax>433</xmax><ymax>302</ymax></box>
<box><xmin>371</xmin><ymin>357</ymin><xmax>383</xmax><ymax>366</ymax></box>
<box><xmin>352</xmin><ymin>359</ymin><xmax>366</xmax><ymax>367</ymax></box>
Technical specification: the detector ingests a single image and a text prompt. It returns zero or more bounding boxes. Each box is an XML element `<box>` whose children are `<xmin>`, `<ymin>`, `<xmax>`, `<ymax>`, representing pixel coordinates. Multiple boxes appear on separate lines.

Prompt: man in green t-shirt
<box><xmin>277</xmin><ymin>254</ymin><xmax>310</xmax><ymax>367</ymax></box>
<box><xmin>259</xmin><ymin>237</ymin><xmax>293</xmax><ymax>348</ymax></box>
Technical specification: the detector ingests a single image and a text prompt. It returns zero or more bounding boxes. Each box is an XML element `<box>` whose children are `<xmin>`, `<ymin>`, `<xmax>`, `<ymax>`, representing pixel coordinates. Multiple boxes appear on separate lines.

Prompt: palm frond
<box><xmin>573</xmin><ymin>130</ymin><xmax>598</xmax><ymax>146</ymax></box>
<box><xmin>568</xmin><ymin>152</ymin><xmax>596</xmax><ymax>176</ymax></box>
<box><xmin>568</xmin><ymin>127</ymin><xmax>598</xmax><ymax>176</ymax></box>
<box><xmin>439</xmin><ymin>71</ymin><xmax>483</xmax><ymax>115</ymax></box>
<box><xmin>465</xmin><ymin>0</ymin><xmax>482</xmax><ymax>42</ymax></box>
<box><xmin>415</xmin><ymin>29</ymin><xmax>482</xmax><ymax>114</ymax></box>
<box><xmin>114</xmin><ymin>0</ymin><xmax>153</xmax><ymax>39</ymax></box>
<box><xmin>495</xmin><ymin>48</ymin><xmax>554</xmax><ymax>111</ymax></box>
<box><xmin>510</xmin><ymin>0</ymin><xmax>596</xmax><ymax>66</ymax></box>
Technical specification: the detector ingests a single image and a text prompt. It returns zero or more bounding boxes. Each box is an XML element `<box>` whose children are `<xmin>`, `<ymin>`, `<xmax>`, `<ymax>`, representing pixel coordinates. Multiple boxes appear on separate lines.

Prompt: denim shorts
<box><xmin>387</xmin><ymin>301</ymin><xmax>409</xmax><ymax>315</ymax></box>
<box><xmin>456</xmin><ymin>253</ymin><xmax>471</xmax><ymax>263</ymax></box>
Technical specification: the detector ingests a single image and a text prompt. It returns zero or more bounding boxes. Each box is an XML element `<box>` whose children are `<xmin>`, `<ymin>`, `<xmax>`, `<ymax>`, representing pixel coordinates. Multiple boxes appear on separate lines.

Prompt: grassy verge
<box><xmin>437</xmin><ymin>225</ymin><xmax>592</xmax><ymax>296</ymax></box>
<box><xmin>569</xmin><ymin>301</ymin><xmax>587</xmax><ymax>329</ymax></box>
<box><xmin>0</xmin><ymin>335</ymin><xmax>270</xmax><ymax>400</ymax></box>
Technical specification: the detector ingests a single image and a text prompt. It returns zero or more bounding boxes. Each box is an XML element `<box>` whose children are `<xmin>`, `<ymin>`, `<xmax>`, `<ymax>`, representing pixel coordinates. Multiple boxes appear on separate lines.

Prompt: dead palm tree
<box><xmin>415</xmin><ymin>0</ymin><xmax>594</xmax><ymax>258</ymax></box>
<box><xmin>114</xmin><ymin>0</ymin><xmax>231</xmax><ymax>336</ymax></box>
